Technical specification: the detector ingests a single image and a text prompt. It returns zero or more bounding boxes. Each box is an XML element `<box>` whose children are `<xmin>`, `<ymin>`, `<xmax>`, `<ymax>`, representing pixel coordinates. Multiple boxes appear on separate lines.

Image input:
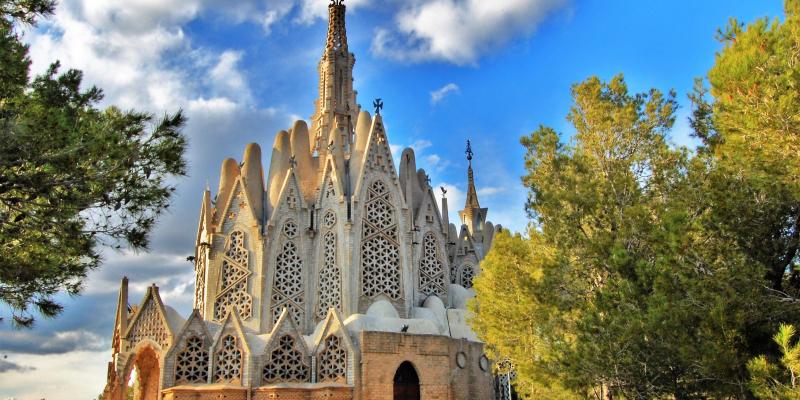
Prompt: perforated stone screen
<box><xmin>419</xmin><ymin>232</ymin><xmax>446</xmax><ymax>297</ymax></box>
<box><xmin>317</xmin><ymin>231</ymin><xmax>341</xmax><ymax>318</ymax></box>
<box><xmin>317</xmin><ymin>335</ymin><xmax>347</xmax><ymax>382</ymax></box>
<box><xmin>214</xmin><ymin>335</ymin><xmax>242</xmax><ymax>383</ymax></box>
<box><xmin>271</xmin><ymin>239</ymin><xmax>305</xmax><ymax>327</ymax></box>
<box><xmin>213</xmin><ymin>231</ymin><xmax>252</xmax><ymax>320</ymax></box>
<box><xmin>360</xmin><ymin>180</ymin><xmax>401</xmax><ymax>300</ymax></box>
<box><xmin>262</xmin><ymin>335</ymin><xmax>310</xmax><ymax>383</ymax></box>
<box><xmin>175</xmin><ymin>336</ymin><xmax>209</xmax><ymax>384</ymax></box>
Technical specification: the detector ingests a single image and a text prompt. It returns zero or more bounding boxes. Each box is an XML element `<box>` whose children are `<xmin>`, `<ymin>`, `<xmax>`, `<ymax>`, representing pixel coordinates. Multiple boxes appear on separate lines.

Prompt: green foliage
<box><xmin>748</xmin><ymin>324</ymin><xmax>800</xmax><ymax>399</ymax></box>
<box><xmin>472</xmin><ymin>72</ymin><xmax>800</xmax><ymax>399</ymax></box>
<box><xmin>708</xmin><ymin>0</ymin><xmax>800</xmax><ymax>190</ymax></box>
<box><xmin>0</xmin><ymin>0</ymin><xmax>187</xmax><ymax>327</ymax></box>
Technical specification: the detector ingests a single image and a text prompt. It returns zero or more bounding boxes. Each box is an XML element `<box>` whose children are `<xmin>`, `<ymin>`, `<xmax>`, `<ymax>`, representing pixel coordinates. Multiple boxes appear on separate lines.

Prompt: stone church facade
<box><xmin>102</xmin><ymin>2</ymin><xmax>501</xmax><ymax>399</ymax></box>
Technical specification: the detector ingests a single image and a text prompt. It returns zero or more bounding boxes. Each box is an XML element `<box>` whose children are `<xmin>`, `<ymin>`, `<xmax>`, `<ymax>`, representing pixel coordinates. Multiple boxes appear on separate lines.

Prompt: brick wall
<box><xmin>359</xmin><ymin>331</ymin><xmax>494</xmax><ymax>400</ymax></box>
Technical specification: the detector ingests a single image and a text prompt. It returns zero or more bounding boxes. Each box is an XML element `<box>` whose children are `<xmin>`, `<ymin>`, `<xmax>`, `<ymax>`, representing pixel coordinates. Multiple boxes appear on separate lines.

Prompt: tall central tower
<box><xmin>311</xmin><ymin>0</ymin><xmax>359</xmax><ymax>159</ymax></box>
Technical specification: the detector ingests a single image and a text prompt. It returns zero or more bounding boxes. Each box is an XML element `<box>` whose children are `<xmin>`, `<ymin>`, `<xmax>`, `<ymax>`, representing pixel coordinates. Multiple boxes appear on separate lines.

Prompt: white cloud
<box><xmin>477</xmin><ymin>186</ymin><xmax>505</xmax><ymax>197</ymax></box>
<box><xmin>430</xmin><ymin>82</ymin><xmax>459</xmax><ymax>104</ymax></box>
<box><xmin>372</xmin><ymin>0</ymin><xmax>566</xmax><ymax>65</ymax></box>
<box><xmin>0</xmin><ymin>351</ymin><xmax>108</xmax><ymax>399</ymax></box>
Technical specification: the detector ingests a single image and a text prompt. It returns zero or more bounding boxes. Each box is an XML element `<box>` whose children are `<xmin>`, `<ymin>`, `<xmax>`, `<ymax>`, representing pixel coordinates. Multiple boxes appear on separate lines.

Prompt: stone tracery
<box><xmin>460</xmin><ymin>264</ymin><xmax>476</xmax><ymax>289</ymax></box>
<box><xmin>214</xmin><ymin>334</ymin><xmax>243</xmax><ymax>383</ymax></box>
<box><xmin>175</xmin><ymin>336</ymin><xmax>209</xmax><ymax>384</ymax></box>
<box><xmin>213</xmin><ymin>231</ymin><xmax>253</xmax><ymax>321</ymax></box>
<box><xmin>262</xmin><ymin>335</ymin><xmax>310</xmax><ymax>383</ymax></box>
<box><xmin>317</xmin><ymin>231</ymin><xmax>341</xmax><ymax>317</ymax></box>
<box><xmin>360</xmin><ymin>180</ymin><xmax>401</xmax><ymax>300</ymax></box>
<box><xmin>126</xmin><ymin>297</ymin><xmax>169</xmax><ymax>351</ymax></box>
<box><xmin>317</xmin><ymin>334</ymin><xmax>347</xmax><ymax>382</ymax></box>
<box><xmin>271</xmin><ymin>240</ymin><xmax>305</xmax><ymax>327</ymax></box>
<box><xmin>419</xmin><ymin>232</ymin><xmax>446</xmax><ymax>297</ymax></box>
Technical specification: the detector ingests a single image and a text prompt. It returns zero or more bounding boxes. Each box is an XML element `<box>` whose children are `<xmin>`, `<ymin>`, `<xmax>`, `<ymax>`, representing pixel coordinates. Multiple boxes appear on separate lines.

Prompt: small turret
<box><xmin>217</xmin><ymin>158</ymin><xmax>241</xmax><ymax>216</ymax></box>
<box><xmin>458</xmin><ymin>140</ymin><xmax>489</xmax><ymax>238</ymax></box>
<box><xmin>267</xmin><ymin>130</ymin><xmax>291</xmax><ymax>216</ymax></box>
<box><xmin>242</xmin><ymin>143</ymin><xmax>265</xmax><ymax>222</ymax></box>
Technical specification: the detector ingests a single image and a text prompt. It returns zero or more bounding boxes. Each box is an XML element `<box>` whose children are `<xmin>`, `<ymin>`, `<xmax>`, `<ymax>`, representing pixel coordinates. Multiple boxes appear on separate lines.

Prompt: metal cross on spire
<box><xmin>373</xmin><ymin>98</ymin><xmax>383</xmax><ymax>115</ymax></box>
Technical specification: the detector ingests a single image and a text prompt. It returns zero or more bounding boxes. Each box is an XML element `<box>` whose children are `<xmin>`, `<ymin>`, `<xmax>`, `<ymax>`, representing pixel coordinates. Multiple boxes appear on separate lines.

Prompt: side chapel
<box><xmin>102</xmin><ymin>2</ymin><xmax>505</xmax><ymax>399</ymax></box>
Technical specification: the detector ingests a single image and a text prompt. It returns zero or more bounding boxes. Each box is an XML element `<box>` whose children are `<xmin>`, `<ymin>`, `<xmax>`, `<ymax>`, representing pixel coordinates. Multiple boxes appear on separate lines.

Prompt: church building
<box><xmin>102</xmin><ymin>1</ymin><xmax>502</xmax><ymax>399</ymax></box>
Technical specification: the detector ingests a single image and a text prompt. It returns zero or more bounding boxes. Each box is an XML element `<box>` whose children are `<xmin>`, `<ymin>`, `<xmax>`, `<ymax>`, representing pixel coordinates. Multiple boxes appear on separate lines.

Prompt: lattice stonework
<box><xmin>326</xmin><ymin>180</ymin><xmax>336</xmax><ymax>199</ymax></box>
<box><xmin>271</xmin><ymin>241</ymin><xmax>305</xmax><ymax>328</ymax></box>
<box><xmin>283</xmin><ymin>219</ymin><xmax>298</xmax><ymax>239</ymax></box>
<box><xmin>193</xmin><ymin>252</ymin><xmax>206</xmax><ymax>312</ymax></box>
<box><xmin>461</xmin><ymin>264</ymin><xmax>476</xmax><ymax>289</ymax></box>
<box><xmin>419</xmin><ymin>232</ymin><xmax>446</xmax><ymax>297</ymax></box>
<box><xmin>317</xmin><ymin>335</ymin><xmax>347</xmax><ymax>382</ymax></box>
<box><xmin>175</xmin><ymin>336</ymin><xmax>209</xmax><ymax>384</ymax></box>
<box><xmin>262</xmin><ymin>335</ymin><xmax>310</xmax><ymax>383</ymax></box>
<box><xmin>317</xmin><ymin>231</ymin><xmax>341</xmax><ymax>318</ymax></box>
<box><xmin>360</xmin><ymin>180</ymin><xmax>401</xmax><ymax>299</ymax></box>
<box><xmin>126</xmin><ymin>298</ymin><xmax>169</xmax><ymax>351</ymax></box>
<box><xmin>323</xmin><ymin>210</ymin><xmax>336</xmax><ymax>229</ymax></box>
<box><xmin>214</xmin><ymin>231</ymin><xmax>253</xmax><ymax>321</ymax></box>
<box><xmin>214</xmin><ymin>335</ymin><xmax>243</xmax><ymax>383</ymax></box>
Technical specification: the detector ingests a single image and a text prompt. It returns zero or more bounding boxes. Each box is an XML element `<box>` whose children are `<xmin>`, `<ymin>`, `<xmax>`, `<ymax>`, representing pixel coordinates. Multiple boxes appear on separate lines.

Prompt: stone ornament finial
<box><xmin>373</xmin><ymin>98</ymin><xmax>383</xmax><ymax>115</ymax></box>
<box><xmin>440</xmin><ymin>186</ymin><xmax>447</xmax><ymax>197</ymax></box>
<box><xmin>465</xmin><ymin>139</ymin><xmax>473</xmax><ymax>163</ymax></box>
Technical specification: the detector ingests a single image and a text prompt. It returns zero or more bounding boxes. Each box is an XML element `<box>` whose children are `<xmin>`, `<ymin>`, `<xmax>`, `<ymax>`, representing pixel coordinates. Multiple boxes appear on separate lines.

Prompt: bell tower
<box><xmin>311</xmin><ymin>0</ymin><xmax>359</xmax><ymax>159</ymax></box>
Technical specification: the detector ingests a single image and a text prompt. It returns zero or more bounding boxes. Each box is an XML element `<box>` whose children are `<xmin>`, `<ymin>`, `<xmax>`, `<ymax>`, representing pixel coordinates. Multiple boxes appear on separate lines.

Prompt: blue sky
<box><xmin>0</xmin><ymin>1</ymin><xmax>786</xmax><ymax>398</ymax></box>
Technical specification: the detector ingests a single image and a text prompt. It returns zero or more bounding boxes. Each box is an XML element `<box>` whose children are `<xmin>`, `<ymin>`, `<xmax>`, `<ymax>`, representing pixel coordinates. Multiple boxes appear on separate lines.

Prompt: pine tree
<box><xmin>0</xmin><ymin>0</ymin><xmax>188</xmax><ymax>326</ymax></box>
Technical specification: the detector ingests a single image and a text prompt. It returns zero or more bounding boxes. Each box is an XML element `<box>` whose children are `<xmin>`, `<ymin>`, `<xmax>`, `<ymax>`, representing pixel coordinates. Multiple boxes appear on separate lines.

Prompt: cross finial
<box><xmin>465</xmin><ymin>140</ymin><xmax>473</xmax><ymax>163</ymax></box>
<box><xmin>289</xmin><ymin>155</ymin><xmax>297</xmax><ymax>168</ymax></box>
<box><xmin>373</xmin><ymin>98</ymin><xmax>384</xmax><ymax>115</ymax></box>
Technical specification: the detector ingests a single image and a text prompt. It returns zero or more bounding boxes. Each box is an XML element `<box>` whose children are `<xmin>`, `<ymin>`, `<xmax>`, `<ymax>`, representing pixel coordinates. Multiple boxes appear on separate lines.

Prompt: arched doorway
<box><xmin>124</xmin><ymin>346</ymin><xmax>161</xmax><ymax>400</ymax></box>
<box><xmin>393</xmin><ymin>361</ymin><xmax>420</xmax><ymax>400</ymax></box>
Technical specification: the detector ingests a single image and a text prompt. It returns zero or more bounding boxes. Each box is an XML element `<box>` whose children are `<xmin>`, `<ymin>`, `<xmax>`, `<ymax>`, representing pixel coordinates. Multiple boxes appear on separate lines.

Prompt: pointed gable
<box><xmin>268</xmin><ymin>169</ymin><xmax>306</xmax><ymax>227</ymax></box>
<box><xmin>124</xmin><ymin>285</ymin><xmax>174</xmax><ymax>352</ymax></box>
<box><xmin>217</xmin><ymin>178</ymin><xmax>261</xmax><ymax>234</ymax></box>
<box><xmin>316</xmin><ymin>157</ymin><xmax>345</xmax><ymax>206</ymax></box>
<box><xmin>312</xmin><ymin>309</ymin><xmax>355</xmax><ymax>384</ymax></box>
<box><xmin>353</xmin><ymin>114</ymin><xmax>400</xmax><ymax>196</ymax></box>
<box><xmin>211</xmin><ymin>311</ymin><xmax>251</xmax><ymax>384</ymax></box>
<box><xmin>165</xmin><ymin>310</ymin><xmax>213</xmax><ymax>387</ymax></box>
<box><xmin>261</xmin><ymin>309</ymin><xmax>312</xmax><ymax>384</ymax></box>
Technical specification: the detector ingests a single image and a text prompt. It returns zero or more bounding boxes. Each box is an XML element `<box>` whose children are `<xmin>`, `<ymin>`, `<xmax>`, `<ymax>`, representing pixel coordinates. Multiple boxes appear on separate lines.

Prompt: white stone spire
<box><xmin>311</xmin><ymin>0</ymin><xmax>359</xmax><ymax>158</ymax></box>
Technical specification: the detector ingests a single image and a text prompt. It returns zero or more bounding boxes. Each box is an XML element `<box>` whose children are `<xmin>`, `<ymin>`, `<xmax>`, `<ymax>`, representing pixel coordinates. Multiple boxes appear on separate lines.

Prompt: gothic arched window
<box><xmin>214</xmin><ymin>335</ymin><xmax>242</xmax><ymax>383</ymax></box>
<box><xmin>271</xmin><ymin>237</ymin><xmax>305</xmax><ymax>328</ymax></box>
<box><xmin>317</xmin><ymin>335</ymin><xmax>347</xmax><ymax>383</ymax></box>
<box><xmin>262</xmin><ymin>335</ymin><xmax>310</xmax><ymax>383</ymax></box>
<box><xmin>175</xmin><ymin>336</ymin><xmax>209</xmax><ymax>384</ymax></box>
<box><xmin>317</xmin><ymin>231</ymin><xmax>341</xmax><ymax>318</ymax></box>
<box><xmin>213</xmin><ymin>230</ymin><xmax>252</xmax><ymax>321</ymax></box>
<box><xmin>460</xmin><ymin>264</ymin><xmax>476</xmax><ymax>289</ymax></box>
<box><xmin>419</xmin><ymin>232</ymin><xmax>446</xmax><ymax>297</ymax></box>
<box><xmin>360</xmin><ymin>180</ymin><xmax>401</xmax><ymax>300</ymax></box>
